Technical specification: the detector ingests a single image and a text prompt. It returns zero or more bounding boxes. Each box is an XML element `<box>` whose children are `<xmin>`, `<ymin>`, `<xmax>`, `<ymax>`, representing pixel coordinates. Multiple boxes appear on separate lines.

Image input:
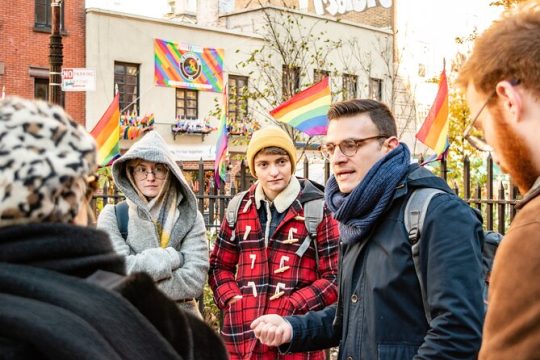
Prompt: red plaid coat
<box><xmin>209</xmin><ymin>181</ymin><xmax>340</xmax><ymax>360</ymax></box>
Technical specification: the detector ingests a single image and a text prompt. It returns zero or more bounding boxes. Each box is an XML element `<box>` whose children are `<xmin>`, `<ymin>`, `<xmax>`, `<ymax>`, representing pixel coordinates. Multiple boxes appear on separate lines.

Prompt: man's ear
<box><xmin>495</xmin><ymin>80</ymin><xmax>523</xmax><ymax>123</ymax></box>
<box><xmin>385</xmin><ymin>136</ymin><xmax>400</xmax><ymax>151</ymax></box>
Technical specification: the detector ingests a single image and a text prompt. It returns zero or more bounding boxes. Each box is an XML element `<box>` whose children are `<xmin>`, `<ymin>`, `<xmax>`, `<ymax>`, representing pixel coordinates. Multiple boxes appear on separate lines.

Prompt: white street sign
<box><xmin>62</xmin><ymin>68</ymin><xmax>96</xmax><ymax>92</ymax></box>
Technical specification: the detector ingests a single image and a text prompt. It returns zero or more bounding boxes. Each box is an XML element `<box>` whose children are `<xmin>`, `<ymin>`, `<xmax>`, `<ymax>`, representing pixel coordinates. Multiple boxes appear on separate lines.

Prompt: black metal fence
<box><xmin>92</xmin><ymin>154</ymin><xmax>521</xmax><ymax>235</ymax></box>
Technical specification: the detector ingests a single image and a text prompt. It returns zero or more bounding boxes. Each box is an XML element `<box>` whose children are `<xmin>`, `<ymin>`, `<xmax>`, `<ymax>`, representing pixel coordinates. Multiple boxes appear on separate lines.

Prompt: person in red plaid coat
<box><xmin>209</xmin><ymin>126</ymin><xmax>340</xmax><ymax>360</ymax></box>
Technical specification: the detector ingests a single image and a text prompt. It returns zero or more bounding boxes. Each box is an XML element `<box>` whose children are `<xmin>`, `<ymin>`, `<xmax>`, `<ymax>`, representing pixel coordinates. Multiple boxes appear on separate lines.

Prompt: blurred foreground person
<box><xmin>0</xmin><ymin>96</ymin><xmax>226</xmax><ymax>360</ymax></box>
<box><xmin>457</xmin><ymin>2</ymin><xmax>540</xmax><ymax>358</ymax></box>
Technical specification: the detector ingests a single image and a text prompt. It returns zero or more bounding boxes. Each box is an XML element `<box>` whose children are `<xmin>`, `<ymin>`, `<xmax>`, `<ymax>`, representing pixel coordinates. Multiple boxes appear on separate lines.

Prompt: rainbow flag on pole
<box><xmin>416</xmin><ymin>66</ymin><xmax>449</xmax><ymax>155</ymax></box>
<box><xmin>270</xmin><ymin>77</ymin><xmax>331</xmax><ymax>136</ymax></box>
<box><xmin>91</xmin><ymin>94</ymin><xmax>121</xmax><ymax>166</ymax></box>
<box><xmin>214</xmin><ymin>86</ymin><xmax>228</xmax><ymax>188</ymax></box>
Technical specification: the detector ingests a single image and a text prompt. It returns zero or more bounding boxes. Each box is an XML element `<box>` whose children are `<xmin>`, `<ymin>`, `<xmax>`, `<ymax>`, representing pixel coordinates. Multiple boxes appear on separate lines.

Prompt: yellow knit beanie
<box><xmin>246</xmin><ymin>126</ymin><xmax>297</xmax><ymax>177</ymax></box>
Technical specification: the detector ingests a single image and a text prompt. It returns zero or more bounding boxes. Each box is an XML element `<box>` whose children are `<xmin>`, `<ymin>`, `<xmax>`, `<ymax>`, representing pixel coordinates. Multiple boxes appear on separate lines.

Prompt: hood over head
<box><xmin>112</xmin><ymin>131</ymin><xmax>198</xmax><ymax>216</ymax></box>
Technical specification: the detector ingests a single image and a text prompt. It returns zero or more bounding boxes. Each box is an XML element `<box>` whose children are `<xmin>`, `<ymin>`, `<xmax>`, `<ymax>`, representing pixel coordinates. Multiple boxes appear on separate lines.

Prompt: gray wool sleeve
<box><xmin>155</xmin><ymin>211</ymin><xmax>209</xmax><ymax>300</ymax></box>
<box><xmin>96</xmin><ymin>204</ymin><xmax>182</xmax><ymax>282</ymax></box>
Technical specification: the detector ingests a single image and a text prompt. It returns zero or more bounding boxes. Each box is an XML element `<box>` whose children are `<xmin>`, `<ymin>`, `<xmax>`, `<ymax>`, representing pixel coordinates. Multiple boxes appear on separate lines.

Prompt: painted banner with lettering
<box><xmin>312</xmin><ymin>0</ymin><xmax>392</xmax><ymax>16</ymax></box>
<box><xmin>154</xmin><ymin>38</ymin><xmax>224</xmax><ymax>93</ymax></box>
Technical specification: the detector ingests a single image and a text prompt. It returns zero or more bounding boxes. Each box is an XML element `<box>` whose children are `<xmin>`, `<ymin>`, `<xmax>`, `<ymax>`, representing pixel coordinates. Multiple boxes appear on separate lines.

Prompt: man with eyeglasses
<box><xmin>457</xmin><ymin>2</ymin><xmax>540</xmax><ymax>359</ymax></box>
<box><xmin>251</xmin><ymin>99</ymin><xmax>484</xmax><ymax>359</ymax></box>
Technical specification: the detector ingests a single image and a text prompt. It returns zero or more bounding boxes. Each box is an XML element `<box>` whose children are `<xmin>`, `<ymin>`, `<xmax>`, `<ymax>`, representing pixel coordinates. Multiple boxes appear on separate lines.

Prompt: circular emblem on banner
<box><xmin>180</xmin><ymin>52</ymin><xmax>202</xmax><ymax>81</ymax></box>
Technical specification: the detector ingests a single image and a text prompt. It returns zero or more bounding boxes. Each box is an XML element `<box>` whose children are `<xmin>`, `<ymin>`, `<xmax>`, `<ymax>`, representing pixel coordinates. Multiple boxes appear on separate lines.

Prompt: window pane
<box><xmin>115</xmin><ymin>65</ymin><xmax>125</xmax><ymax>75</ymax></box>
<box><xmin>114</xmin><ymin>62</ymin><xmax>140</xmax><ymax>114</ymax></box>
<box><xmin>34</xmin><ymin>78</ymin><xmax>48</xmax><ymax>100</ymax></box>
<box><xmin>228</xmin><ymin>75</ymin><xmax>249</xmax><ymax>125</ymax></box>
<box><xmin>176</xmin><ymin>89</ymin><xmax>198</xmax><ymax>119</ymax></box>
<box><xmin>369</xmin><ymin>78</ymin><xmax>383</xmax><ymax>101</ymax></box>
<box><xmin>35</xmin><ymin>2</ymin><xmax>48</xmax><ymax>25</ymax></box>
<box><xmin>127</xmin><ymin>66</ymin><xmax>138</xmax><ymax>76</ymax></box>
<box><xmin>343</xmin><ymin>74</ymin><xmax>357</xmax><ymax>100</ymax></box>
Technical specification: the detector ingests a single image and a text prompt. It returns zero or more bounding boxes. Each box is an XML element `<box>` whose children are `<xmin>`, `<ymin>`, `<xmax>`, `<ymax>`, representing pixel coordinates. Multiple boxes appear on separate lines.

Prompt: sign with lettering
<box><xmin>312</xmin><ymin>0</ymin><xmax>392</xmax><ymax>16</ymax></box>
<box><xmin>61</xmin><ymin>68</ymin><xmax>96</xmax><ymax>92</ymax></box>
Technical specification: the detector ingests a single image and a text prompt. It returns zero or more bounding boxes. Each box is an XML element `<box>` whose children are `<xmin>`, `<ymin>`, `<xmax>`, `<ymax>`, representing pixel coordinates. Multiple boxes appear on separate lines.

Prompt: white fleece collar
<box><xmin>255</xmin><ymin>176</ymin><xmax>301</xmax><ymax>213</ymax></box>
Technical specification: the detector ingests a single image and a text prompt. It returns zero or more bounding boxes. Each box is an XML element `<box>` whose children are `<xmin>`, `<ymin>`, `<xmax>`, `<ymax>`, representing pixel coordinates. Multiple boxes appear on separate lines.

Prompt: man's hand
<box><xmin>250</xmin><ymin>314</ymin><xmax>292</xmax><ymax>347</ymax></box>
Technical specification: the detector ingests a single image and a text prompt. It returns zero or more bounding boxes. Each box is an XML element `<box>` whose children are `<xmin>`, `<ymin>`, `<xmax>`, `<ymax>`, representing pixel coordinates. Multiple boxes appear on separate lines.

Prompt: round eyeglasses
<box><xmin>133</xmin><ymin>164</ymin><xmax>168</xmax><ymax>181</ymax></box>
<box><xmin>320</xmin><ymin>135</ymin><xmax>388</xmax><ymax>160</ymax></box>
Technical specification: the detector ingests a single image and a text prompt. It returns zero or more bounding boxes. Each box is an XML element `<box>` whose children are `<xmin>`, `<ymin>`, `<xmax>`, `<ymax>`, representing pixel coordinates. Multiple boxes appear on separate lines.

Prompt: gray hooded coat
<box><xmin>97</xmin><ymin>131</ymin><xmax>208</xmax><ymax>314</ymax></box>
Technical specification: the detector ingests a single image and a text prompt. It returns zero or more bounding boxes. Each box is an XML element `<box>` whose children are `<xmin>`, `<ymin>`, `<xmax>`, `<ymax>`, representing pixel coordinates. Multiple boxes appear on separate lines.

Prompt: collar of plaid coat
<box><xmin>254</xmin><ymin>176</ymin><xmax>301</xmax><ymax>213</ymax></box>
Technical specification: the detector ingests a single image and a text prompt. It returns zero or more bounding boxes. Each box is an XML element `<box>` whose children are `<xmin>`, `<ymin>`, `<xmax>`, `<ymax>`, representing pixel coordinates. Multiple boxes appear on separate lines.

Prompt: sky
<box><xmin>396</xmin><ymin>0</ymin><xmax>502</xmax><ymax>103</ymax></box>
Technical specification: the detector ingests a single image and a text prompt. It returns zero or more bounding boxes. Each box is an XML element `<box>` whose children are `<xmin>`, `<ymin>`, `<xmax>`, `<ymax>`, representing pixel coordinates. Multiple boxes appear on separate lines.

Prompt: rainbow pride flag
<box><xmin>154</xmin><ymin>38</ymin><xmax>224</xmax><ymax>93</ymax></box>
<box><xmin>270</xmin><ymin>77</ymin><xmax>331</xmax><ymax>136</ymax></box>
<box><xmin>416</xmin><ymin>67</ymin><xmax>449</xmax><ymax>155</ymax></box>
<box><xmin>214</xmin><ymin>87</ymin><xmax>228</xmax><ymax>188</ymax></box>
<box><xmin>91</xmin><ymin>94</ymin><xmax>121</xmax><ymax>166</ymax></box>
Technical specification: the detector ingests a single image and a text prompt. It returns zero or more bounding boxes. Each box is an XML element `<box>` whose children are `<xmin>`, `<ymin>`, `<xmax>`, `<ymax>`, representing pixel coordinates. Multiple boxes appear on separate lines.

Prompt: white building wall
<box><xmin>86</xmin><ymin>8</ymin><xmax>264</xmax><ymax>158</ymax></box>
<box><xmin>86</xmin><ymin>7</ymin><xmax>393</xmax><ymax>161</ymax></box>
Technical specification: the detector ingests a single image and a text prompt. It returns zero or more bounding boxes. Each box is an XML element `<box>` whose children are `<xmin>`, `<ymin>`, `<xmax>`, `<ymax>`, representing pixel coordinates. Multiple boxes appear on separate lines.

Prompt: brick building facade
<box><xmin>0</xmin><ymin>0</ymin><xmax>86</xmax><ymax>125</ymax></box>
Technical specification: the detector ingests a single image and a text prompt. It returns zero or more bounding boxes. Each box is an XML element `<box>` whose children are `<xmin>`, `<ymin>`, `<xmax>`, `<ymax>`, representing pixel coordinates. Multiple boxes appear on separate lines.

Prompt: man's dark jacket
<box><xmin>282</xmin><ymin>165</ymin><xmax>485</xmax><ymax>359</ymax></box>
<box><xmin>0</xmin><ymin>223</ymin><xmax>227</xmax><ymax>360</ymax></box>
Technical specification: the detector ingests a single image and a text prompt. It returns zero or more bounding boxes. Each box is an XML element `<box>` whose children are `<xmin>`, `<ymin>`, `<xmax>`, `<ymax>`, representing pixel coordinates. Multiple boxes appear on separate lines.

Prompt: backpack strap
<box><xmin>403</xmin><ymin>188</ymin><xmax>444</xmax><ymax>323</ymax></box>
<box><xmin>114</xmin><ymin>201</ymin><xmax>129</xmax><ymax>240</ymax></box>
<box><xmin>295</xmin><ymin>197</ymin><xmax>325</xmax><ymax>276</ymax></box>
<box><xmin>303</xmin><ymin>197</ymin><xmax>324</xmax><ymax>240</ymax></box>
<box><xmin>225</xmin><ymin>190</ymin><xmax>249</xmax><ymax>241</ymax></box>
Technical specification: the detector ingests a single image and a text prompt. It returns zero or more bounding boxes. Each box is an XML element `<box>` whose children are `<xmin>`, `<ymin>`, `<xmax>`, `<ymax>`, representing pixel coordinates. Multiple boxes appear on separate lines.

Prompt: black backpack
<box><xmin>404</xmin><ymin>187</ymin><xmax>503</xmax><ymax>321</ymax></box>
<box><xmin>114</xmin><ymin>201</ymin><xmax>129</xmax><ymax>240</ymax></box>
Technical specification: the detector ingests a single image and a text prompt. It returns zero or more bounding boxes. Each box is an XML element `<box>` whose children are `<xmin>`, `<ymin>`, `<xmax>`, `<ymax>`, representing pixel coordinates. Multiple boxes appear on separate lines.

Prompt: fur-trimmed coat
<box><xmin>97</xmin><ymin>131</ymin><xmax>208</xmax><ymax>314</ymax></box>
<box><xmin>208</xmin><ymin>177</ymin><xmax>339</xmax><ymax>360</ymax></box>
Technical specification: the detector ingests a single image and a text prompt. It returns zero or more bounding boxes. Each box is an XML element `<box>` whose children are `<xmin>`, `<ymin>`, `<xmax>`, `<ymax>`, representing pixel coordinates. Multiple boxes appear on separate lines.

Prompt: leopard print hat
<box><xmin>0</xmin><ymin>96</ymin><xmax>97</xmax><ymax>226</ymax></box>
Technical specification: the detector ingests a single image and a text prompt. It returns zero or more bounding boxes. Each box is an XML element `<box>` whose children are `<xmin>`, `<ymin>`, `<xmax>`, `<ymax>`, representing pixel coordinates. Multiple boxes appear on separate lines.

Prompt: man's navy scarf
<box><xmin>325</xmin><ymin>143</ymin><xmax>410</xmax><ymax>245</ymax></box>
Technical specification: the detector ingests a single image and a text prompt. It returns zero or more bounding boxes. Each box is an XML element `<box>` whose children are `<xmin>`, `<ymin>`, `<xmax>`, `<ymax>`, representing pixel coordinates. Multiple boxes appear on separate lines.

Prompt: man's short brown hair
<box><xmin>457</xmin><ymin>2</ymin><xmax>540</xmax><ymax>98</ymax></box>
<box><xmin>327</xmin><ymin>99</ymin><xmax>397</xmax><ymax>137</ymax></box>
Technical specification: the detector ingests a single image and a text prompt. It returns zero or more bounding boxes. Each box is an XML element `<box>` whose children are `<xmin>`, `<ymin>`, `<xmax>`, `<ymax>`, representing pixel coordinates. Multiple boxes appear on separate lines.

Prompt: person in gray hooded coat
<box><xmin>97</xmin><ymin>130</ymin><xmax>208</xmax><ymax>315</ymax></box>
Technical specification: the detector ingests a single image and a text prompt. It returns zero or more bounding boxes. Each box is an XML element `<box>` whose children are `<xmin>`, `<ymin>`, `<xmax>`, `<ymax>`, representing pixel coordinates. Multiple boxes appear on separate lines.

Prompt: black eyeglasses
<box><xmin>320</xmin><ymin>135</ymin><xmax>388</xmax><ymax>160</ymax></box>
<box><xmin>463</xmin><ymin>78</ymin><xmax>520</xmax><ymax>152</ymax></box>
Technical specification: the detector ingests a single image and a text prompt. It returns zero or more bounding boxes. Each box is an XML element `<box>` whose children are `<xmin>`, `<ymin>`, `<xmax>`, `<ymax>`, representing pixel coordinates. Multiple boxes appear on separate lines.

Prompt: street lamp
<box><xmin>49</xmin><ymin>0</ymin><xmax>63</xmax><ymax>105</ymax></box>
